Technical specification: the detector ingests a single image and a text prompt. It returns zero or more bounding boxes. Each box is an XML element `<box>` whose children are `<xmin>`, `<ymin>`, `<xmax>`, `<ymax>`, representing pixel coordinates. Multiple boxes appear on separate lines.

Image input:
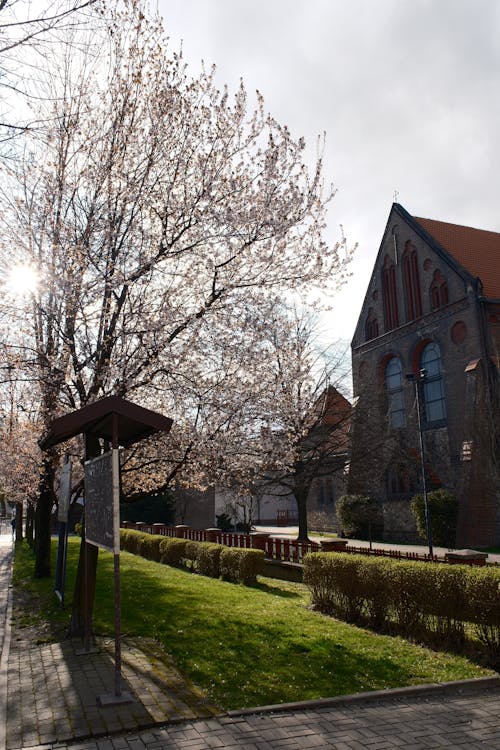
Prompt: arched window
<box><xmin>365</xmin><ymin>307</ymin><xmax>379</xmax><ymax>341</ymax></box>
<box><xmin>430</xmin><ymin>270</ymin><xmax>449</xmax><ymax>310</ymax></box>
<box><xmin>421</xmin><ymin>343</ymin><xmax>446</xmax><ymax>424</ymax></box>
<box><xmin>382</xmin><ymin>255</ymin><xmax>399</xmax><ymax>331</ymax></box>
<box><xmin>403</xmin><ymin>241</ymin><xmax>422</xmax><ymax>321</ymax></box>
<box><xmin>385</xmin><ymin>357</ymin><xmax>405</xmax><ymax>428</ymax></box>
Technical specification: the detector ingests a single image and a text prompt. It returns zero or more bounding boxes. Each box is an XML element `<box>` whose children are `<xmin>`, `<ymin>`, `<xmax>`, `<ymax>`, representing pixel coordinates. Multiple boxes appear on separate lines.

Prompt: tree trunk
<box><xmin>26</xmin><ymin>503</ymin><xmax>34</xmax><ymax>548</ymax></box>
<box><xmin>34</xmin><ymin>457</ymin><xmax>54</xmax><ymax>577</ymax></box>
<box><xmin>15</xmin><ymin>501</ymin><xmax>23</xmax><ymax>543</ymax></box>
<box><xmin>295</xmin><ymin>486</ymin><xmax>310</xmax><ymax>542</ymax></box>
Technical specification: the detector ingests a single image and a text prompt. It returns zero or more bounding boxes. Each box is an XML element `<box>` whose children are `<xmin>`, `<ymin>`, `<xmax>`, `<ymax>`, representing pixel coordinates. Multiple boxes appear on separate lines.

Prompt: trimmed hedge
<box><xmin>159</xmin><ymin>537</ymin><xmax>188</xmax><ymax>566</ymax></box>
<box><xmin>119</xmin><ymin>529</ymin><xmax>264</xmax><ymax>585</ymax></box>
<box><xmin>220</xmin><ymin>548</ymin><xmax>264</xmax><ymax>585</ymax></box>
<box><xmin>304</xmin><ymin>552</ymin><xmax>500</xmax><ymax>663</ymax></box>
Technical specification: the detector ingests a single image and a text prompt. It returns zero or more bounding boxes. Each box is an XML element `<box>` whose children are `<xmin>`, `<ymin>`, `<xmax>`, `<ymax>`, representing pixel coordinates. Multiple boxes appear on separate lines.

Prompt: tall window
<box><xmin>421</xmin><ymin>343</ymin><xmax>446</xmax><ymax>424</ymax></box>
<box><xmin>365</xmin><ymin>307</ymin><xmax>379</xmax><ymax>341</ymax></box>
<box><xmin>382</xmin><ymin>255</ymin><xmax>399</xmax><ymax>331</ymax></box>
<box><xmin>385</xmin><ymin>357</ymin><xmax>405</xmax><ymax>428</ymax></box>
<box><xmin>430</xmin><ymin>270</ymin><xmax>449</xmax><ymax>310</ymax></box>
<box><xmin>403</xmin><ymin>242</ymin><xmax>422</xmax><ymax>321</ymax></box>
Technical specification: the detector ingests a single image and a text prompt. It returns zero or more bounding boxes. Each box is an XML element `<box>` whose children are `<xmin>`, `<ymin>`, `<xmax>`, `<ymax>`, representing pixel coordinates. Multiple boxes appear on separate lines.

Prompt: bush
<box><xmin>465</xmin><ymin>567</ymin><xmax>500</xmax><ymax>664</ymax></box>
<box><xmin>411</xmin><ymin>490</ymin><xmax>458</xmax><ymax>548</ymax></box>
<box><xmin>120</xmin><ymin>528</ymin><xmax>144</xmax><ymax>555</ymax></box>
<box><xmin>303</xmin><ymin>552</ymin><xmax>500</xmax><ymax>661</ymax></box>
<box><xmin>138</xmin><ymin>533</ymin><xmax>163</xmax><ymax>562</ymax></box>
<box><xmin>336</xmin><ymin>494</ymin><xmax>383</xmax><ymax>539</ymax></box>
<box><xmin>196</xmin><ymin>542</ymin><xmax>223</xmax><ymax>578</ymax></box>
<box><xmin>220</xmin><ymin>548</ymin><xmax>264</xmax><ymax>584</ymax></box>
<box><xmin>159</xmin><ymin>537</ymin><xmax>188</xmax><ymax>566</ymax></box>
<box><xmin>216</xmin><ymin>513</ymin><xmax>233</xmax><ymax>532</ymax></box>
<box><xmin>121</xmin><ymin>529</ymin><xmax>263</xmax><ymax>587</ymax></box>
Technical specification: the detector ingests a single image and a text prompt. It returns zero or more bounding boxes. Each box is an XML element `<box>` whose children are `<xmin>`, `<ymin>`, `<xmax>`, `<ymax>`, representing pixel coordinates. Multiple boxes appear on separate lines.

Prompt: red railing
<box><xmin>122</xmin><ymin>522</ymin><xmax>496</xmax><ymax>567</ymax></box>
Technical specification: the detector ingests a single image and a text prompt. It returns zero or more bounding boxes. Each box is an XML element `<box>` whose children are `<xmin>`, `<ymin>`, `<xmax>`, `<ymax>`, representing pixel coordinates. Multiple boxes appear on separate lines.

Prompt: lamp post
<box><xmin>406</xmin><ymin>370</ymin><xmax>434</xmax><ymax>558</ymax></box>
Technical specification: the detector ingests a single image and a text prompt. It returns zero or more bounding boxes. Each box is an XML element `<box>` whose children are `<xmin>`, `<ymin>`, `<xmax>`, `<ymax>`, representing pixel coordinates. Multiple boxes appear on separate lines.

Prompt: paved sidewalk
<box><xmin>254</xmin><ymin>526</ymin><xmax>500</xmax><ymax>563</ymax></box>
<box><xmin>22</xmin><ymin>681</ymin><xmax>500</xmax><ymax>749</ymax></box>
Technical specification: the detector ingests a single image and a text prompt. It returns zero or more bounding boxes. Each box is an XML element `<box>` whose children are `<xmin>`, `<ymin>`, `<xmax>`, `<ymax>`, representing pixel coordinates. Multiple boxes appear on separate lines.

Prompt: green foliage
<box><xmin>216</xmin><ymin>513</ymin><xmax>233</xmax><ymax>531</ymax></box>
<box><xmin>195</xmin><ymin>542</ymin><xmax>223</xmax><ymax>578</ymax></box>
<box><xmin>120</xmin><ymin>529</ymin><xmax>262</xmax><ymax>585</ymax></box>
<box><xmin>137</xmin><ymin>533</ymin><xmax>163</xmax><ymax>562</ymax></box>
<box><xmin>120</xmin><ymin>528</ymin><xmax>143</xmax><ymax>554</ymax></box>
<box><xmin>304</xmin><ymin>552</ymin><xmax>500</xmax><ymax>664</ymax></box>
<box><xmin>336</xmin><ymin>494</ymin><xmax>383</xmax><ymax>539</ymax></box>
<box><xmin>120</xmin><ymin>492</ymin><xmax>175</xmax><ymax>525</ymax></box>
<box><xmin>159</xmin><ymin>537</ymin><xmax>188</xmax><ymax>566</ymax></box>
<box><xmin>220</xmin><ymin>548</ymin><xmax>264</xmax><ymax>584</ymax></box>
<box><xmin>465</xmin><ymin>567</ymin><xmax>500</xmax><ymax>661</ymax></box>
<box><xmin>411</xmin><ymin>489</ymin><xmax>459</xmax><ymax>548</ymax></box>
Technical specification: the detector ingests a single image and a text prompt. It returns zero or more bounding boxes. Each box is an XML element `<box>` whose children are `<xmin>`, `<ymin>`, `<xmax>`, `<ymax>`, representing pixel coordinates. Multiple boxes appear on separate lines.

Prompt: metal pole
<box><xmin>414</xmin><ymin>374</ymin><xmax>434</xmax><ymax>558</ymax></box>
<box><xmin>112</xmin><ymin>414</ymin><xmax>122</xmax><ymax>698</ymax></box>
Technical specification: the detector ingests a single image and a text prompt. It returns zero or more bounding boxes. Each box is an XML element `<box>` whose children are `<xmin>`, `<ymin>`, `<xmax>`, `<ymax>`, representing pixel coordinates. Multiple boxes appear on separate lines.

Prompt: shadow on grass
<box><xmin>251</xmin><ymin>580</ymin><xmax>304</xmax><ymax>599</ymax></box>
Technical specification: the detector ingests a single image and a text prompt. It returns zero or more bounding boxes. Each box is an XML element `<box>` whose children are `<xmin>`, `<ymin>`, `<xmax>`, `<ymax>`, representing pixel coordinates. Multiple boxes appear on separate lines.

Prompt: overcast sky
<box><xmin>157</xmin><ymin>0</ymin><xmax>500</xmax><ymax>341</ymax></box>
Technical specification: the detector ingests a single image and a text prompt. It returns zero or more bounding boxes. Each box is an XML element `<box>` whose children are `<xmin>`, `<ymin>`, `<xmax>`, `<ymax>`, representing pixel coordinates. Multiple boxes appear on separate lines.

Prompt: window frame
<box><xmin>420</xmin><ymin>342</ymin><xmax>447</xmax><ymax>427</ymax></box>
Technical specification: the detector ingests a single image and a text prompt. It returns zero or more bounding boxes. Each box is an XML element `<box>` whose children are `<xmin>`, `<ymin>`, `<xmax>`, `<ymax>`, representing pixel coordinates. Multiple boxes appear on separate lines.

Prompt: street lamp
<box><xmin>406</xmin><ymin>370</ymin><xmax>434</xmax><ymax>558</ymax></box>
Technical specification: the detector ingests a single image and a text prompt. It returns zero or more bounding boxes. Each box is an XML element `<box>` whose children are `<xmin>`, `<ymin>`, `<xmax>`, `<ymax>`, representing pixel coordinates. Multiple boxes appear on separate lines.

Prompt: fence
<box><xmin>121</xmin><ymin>521</ymin><xmax>497</xmax><ymax>567</ymax></box>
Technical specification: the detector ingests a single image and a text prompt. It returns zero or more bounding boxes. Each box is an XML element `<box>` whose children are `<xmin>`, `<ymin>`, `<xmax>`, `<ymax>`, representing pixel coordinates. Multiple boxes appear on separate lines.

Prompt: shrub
<box><xmin>220</xmin><ymin>548</ymin><xmax>264</xmax><ymax>584</ymax></box>
<box><xmin>159</xmin><ymin>537</ymin><xmax>188</xmax><ymax>566</ymax></box>
<box><xmin>196</xmin><ymin>542</ymin><xmax>223</xmax><ymax>578</ymax></box>
<box><xmin>303</xmin><ymin>552</ymin><xmax>500</xmax><ymax>661</ymax></box>
<box><xmin>465</xmin><ymin>567</ymin><xmax>500</xmax><ymax>664</ymax></box>
<box><xmin>410</xmin><ymin>489</ymin><xmax>458</xmax><ymax>548</ymax></box>
<box><xmin>216</xmin><ymin>513</ymin><xmax>233</xmax><ymax>532</ymax></box>
<box><xmin>336</xmin><ymin>494</ymin><xmax>383</xmax><ymax>540</ymax></box>
<box><xmin>138</xmin><ymin>533</ymin><xmax>163</xmax><ymax>562</ymax></box>
<box><xmin>120</xmin><ymin>528</ymin><xmax>144</xmax><ymax>555</ymax></box>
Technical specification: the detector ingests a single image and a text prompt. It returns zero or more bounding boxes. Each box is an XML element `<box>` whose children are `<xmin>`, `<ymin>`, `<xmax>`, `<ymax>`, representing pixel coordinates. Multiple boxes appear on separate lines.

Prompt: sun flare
<box><xmin>6</xmin><ymin>265</ymin><xmax>39</xmax><ymax>296</ymax></box>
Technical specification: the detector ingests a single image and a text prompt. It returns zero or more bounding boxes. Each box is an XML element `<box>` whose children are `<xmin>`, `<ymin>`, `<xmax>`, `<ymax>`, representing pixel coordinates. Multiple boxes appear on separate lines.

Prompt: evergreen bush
<box><xmin>336</xmin><ymin>494</ymin><xmax>383</xmax><ymax>539</ymax></box>
<box><xmin>410</xmin><ymin>489</ymin><xmax>458</xmax><ymax>548</ymax></box>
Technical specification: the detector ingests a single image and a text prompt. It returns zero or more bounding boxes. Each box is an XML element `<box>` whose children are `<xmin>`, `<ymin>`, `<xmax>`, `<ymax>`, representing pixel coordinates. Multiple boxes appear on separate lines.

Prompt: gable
<box><xmin>352</xmin><ymin>203</ymin><xmax>500</xmax><ymax>349</ymax></box>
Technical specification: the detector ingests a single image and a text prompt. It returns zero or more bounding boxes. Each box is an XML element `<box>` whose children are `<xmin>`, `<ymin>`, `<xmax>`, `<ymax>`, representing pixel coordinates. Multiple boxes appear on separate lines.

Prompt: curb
<box><xmin>226</xmin><ymin>676</ymin><xmax>500</xmax><ymax>718</ymax></box>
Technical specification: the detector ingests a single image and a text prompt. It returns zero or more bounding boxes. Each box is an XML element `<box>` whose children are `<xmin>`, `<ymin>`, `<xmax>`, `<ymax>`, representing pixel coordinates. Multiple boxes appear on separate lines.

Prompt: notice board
<box><xmin>84</xmin><ymin>450</ymin><xmax>120</xmax><ymax>553</ymax></box>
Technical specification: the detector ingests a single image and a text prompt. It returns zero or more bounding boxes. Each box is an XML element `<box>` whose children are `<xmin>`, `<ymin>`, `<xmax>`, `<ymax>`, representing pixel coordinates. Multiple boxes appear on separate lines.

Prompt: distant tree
<box><xmin>411</xmin><ymin>490</ymin><xmax>458</xmax><ymax>548</ymax></box>
<box><xmin>254</xmin><ymin>307</ymin><xmax>351</xmax><ymax>542</ymax></box>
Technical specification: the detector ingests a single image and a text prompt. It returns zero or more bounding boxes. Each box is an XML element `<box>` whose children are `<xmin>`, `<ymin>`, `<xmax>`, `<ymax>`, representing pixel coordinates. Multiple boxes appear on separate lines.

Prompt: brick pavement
<box><xmin>23</xmin><ymin>683</ymin><xmax>500</xmax><ymax>750</ymax></box>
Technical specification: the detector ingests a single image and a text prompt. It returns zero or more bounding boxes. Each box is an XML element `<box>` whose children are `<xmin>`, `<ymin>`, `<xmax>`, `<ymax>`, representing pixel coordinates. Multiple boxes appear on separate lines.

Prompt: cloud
<box><xmin>160</xmin><ymin>0</ymin><xmax>500</xmax><ymax>340</ymax></box>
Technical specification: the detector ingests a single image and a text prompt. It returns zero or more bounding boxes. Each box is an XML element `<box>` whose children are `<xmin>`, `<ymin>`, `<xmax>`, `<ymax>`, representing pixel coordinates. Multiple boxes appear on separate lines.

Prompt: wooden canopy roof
<box><xmin>39</xmin><ymin>396</ymin><xmax>173</xmax><ymax>449</ymax></box>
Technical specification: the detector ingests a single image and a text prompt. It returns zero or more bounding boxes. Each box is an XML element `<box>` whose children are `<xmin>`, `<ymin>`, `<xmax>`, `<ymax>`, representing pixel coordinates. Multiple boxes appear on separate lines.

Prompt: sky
<box><xmin>157</xmin><ymin>0</ymin><xmax>500</xmax><ymax>342</ymax></box>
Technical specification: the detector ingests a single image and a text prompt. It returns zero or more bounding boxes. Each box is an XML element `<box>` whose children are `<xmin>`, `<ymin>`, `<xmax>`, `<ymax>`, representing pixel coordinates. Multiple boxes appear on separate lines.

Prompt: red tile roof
<box><xmin>414</xmin><ymin>216</ymin><xmax>500</xmax><ymax>298</ymax></box>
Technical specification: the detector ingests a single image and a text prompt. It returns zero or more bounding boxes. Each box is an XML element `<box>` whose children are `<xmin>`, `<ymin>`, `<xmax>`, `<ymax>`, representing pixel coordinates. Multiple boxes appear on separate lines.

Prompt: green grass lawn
<box><xmin>14</xmin><ymin>537</ymin><xmax>495</xmax><ymax>710</ymax></box>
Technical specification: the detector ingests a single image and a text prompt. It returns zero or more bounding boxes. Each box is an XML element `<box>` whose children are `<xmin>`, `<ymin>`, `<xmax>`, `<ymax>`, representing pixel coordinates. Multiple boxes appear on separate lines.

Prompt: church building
<box><xmin>349</xmin><ymin>203</ymin><xmax>499</xmax><ymax>547</ymax></box>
